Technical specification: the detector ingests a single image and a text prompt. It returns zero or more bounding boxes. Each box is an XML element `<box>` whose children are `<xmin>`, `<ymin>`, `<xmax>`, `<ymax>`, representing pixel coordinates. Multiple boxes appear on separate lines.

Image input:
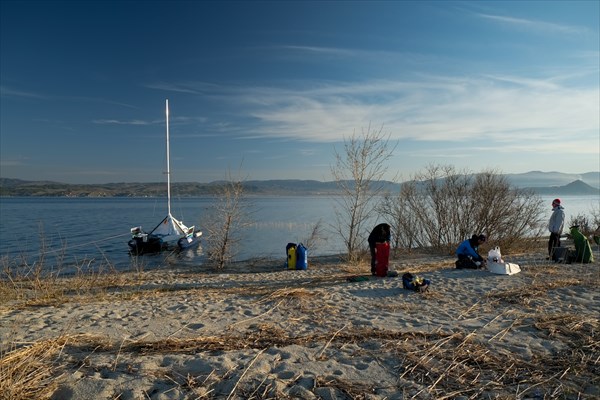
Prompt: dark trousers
<box><xmin>369</xmin><ymin>243</ymin><xmax>376</xmax><ymax>274</ymax></box>
<box><xmin>455</xmin><ymin>255</ymin><xmax>479</xmax><ymax>269</ymax></box>
<box><xmin>548</xmin><ymin>232</ymin><xmax>561</xmax><ymax>257</ymax></box>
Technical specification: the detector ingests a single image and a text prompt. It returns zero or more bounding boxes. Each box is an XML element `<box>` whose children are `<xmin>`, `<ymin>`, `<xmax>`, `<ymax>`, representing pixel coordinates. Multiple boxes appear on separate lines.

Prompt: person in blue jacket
<box><xmin>455</xmin><ymin>234</ymin><xmax>487</xmax><ymax>269</ymax></box>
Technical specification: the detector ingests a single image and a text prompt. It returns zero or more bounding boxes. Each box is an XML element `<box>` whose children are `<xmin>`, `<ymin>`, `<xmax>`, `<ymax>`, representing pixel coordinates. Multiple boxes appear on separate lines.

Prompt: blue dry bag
<box><xmin>296</xmin><ymin>243</ymin><xmax>308</xmax><ymax>270</ymax></box>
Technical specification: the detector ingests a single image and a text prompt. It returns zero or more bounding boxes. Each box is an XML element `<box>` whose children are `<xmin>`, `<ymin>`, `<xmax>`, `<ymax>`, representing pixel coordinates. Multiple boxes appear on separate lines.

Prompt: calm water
<box><xmin>0</xmin><ymin>195</ymin><xmax>598</xmax><ymax>272</ymax></box>
<box><xmin>0</xmin><ymin>196</ymin><xmax>347</xmax><ymax>271</ymax></box>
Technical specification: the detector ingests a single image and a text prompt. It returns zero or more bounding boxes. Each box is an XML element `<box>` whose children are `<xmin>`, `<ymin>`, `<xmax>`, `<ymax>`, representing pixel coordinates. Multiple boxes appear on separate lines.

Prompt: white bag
<box><xmin>488</xmin><ymin>246</ymin><xmax>503</xmax><ymax>263</ymax></box>
<box><xmin>488</xmin><ymin>261</ymin><xmax>521</xmax><ymax>275</ymax></box>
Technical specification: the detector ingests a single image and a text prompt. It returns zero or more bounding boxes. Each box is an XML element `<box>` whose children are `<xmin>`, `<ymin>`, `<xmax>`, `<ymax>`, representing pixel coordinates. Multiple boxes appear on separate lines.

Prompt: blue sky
<box><xmin>1</xmin><ymin>1</ymin><xmax>598</xmax><ymax>184</ymax></box>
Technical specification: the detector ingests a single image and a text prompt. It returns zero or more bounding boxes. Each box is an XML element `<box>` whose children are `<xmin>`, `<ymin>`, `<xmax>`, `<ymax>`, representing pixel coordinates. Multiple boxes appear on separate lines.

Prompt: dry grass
<box><xmin>0</xmin><ymin>254</ymin><xmax>138</xmax><ymax>309</ymax></box>
<box><xmin>0</xmin><ymin>337</ymin><xmax>64</xmax><ymax>400</ymax></box>
<box><xmin>0</xmin><ymin>333</ymin><xmax>116</xmax><ymax>400</ymax></box>
<box><xmin>486</xmin><ymin>277</ymin><xmax>585</xmax><ymax>305</ymax></box>
<box><xmin>2</xmin><ymin>317</ymin><xmax>597</xmax><ymax>399</ymax></box>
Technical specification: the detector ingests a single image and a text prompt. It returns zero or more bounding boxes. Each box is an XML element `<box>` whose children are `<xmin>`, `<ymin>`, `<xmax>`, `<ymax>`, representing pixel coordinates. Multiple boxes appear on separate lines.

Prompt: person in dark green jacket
<box><xmin>570</xmin><ymin>225</ymin><xmax>594</xmax><ymax>263</ymax></box>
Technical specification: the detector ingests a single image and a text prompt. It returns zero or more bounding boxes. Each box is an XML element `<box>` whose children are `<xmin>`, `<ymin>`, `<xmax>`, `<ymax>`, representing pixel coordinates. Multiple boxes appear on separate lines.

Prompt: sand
<box><xmin>1</xmin><ymin>249</ymin><xmax>599</xmax><ymax>400</ymax></box>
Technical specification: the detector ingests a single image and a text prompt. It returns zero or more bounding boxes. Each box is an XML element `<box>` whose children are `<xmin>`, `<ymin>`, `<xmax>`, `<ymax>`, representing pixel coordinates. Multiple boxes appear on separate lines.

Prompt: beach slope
<box><xmin>1</xmin><ymin>251</ymin><xmax>599</xmax><ymax>399</ymax></box>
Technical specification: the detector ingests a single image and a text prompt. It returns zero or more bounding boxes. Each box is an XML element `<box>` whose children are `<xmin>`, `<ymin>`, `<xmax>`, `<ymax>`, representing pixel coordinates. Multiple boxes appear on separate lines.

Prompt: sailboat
<box><xmin>128</xmin><ymin>100</ymin><xmax>202</xmax><ymax>255</ymax></box>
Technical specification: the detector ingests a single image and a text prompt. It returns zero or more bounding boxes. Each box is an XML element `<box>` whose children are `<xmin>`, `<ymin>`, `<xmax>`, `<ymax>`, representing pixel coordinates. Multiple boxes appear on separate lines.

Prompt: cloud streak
<box><xmin>475</xmin><ymin>12</ymin><xmax>591</xmax><ymax>35</ymax></box>
<box><xmin>0</xmin><ymin>86</ymin><xmax>140</xmax><ymax>109</ymax></box>
<box><xmin>93</xmin><ymin>119</ymin><xmax>156</xmax><ymax>126</ymax></box>
<box><xmin>219</xmin><ymin>75</ymin><xmax>599</xmax><ymax>152</ymax></box>
<box><xmin>0</xmin><ymin>86</ymin><xmax>48</xmax><ymax>99</ymax></box>
<box><xmin>148</xmin><ymin>67</ymin><xmax>598</xmax><ymax>161</ymax></box>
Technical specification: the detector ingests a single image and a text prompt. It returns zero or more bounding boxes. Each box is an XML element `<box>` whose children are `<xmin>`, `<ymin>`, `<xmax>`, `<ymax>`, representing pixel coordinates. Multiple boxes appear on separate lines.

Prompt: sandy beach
<box><xmin>1</xmin><ymin>246</ymin><xmax>599</xmax><ymax>400</ymax></box>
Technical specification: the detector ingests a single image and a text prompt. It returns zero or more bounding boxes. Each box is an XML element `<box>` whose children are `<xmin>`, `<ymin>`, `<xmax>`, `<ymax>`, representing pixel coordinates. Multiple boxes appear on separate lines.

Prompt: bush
<box><xmin>378</xmin><ymin>165</ymin><xmax>545</xmax><ymax>253</ymax></box>
<box><xmin>203</xmin><ymin>169</ymin><xmax>253</xmax><ymax>270</ymax></box>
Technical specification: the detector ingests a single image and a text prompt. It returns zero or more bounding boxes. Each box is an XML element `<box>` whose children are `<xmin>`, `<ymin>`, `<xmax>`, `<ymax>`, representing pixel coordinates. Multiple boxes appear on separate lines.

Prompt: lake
<box><xmin>0</xmin><ymin>195</ymin><xmax>598</xmax><ymax>272</ymax></box>
<box><xmin>0</xmin><ymin>196</ymin><xmax>347</xmax><ymax>272</ymax></box>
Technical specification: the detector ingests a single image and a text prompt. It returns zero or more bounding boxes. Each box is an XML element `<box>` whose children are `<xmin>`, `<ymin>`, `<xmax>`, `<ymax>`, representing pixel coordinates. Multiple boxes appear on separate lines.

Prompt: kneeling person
<box><xmin>456</xmin><ymin>234</ymin><xmax>487</xmax><ymax>269</ymax></box>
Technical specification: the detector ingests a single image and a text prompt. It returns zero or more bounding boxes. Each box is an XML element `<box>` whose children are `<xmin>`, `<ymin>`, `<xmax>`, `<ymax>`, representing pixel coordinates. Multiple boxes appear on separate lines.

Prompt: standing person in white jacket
<box><xmin>548</xmin><ymin>198</ymin><xmax>565</xmax><ymax>260</ymax></box>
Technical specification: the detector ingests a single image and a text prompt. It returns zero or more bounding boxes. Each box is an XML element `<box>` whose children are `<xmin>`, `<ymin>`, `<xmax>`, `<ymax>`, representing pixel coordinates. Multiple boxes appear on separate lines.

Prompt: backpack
<box><xmin>402</xmin><ymin>272</ymin><xmax>430</xmax><ymax>292</ymax></box>
<box><xmin>375</xmin><ymin>242</ymin><xmax>390</xmax><ymax>277</ymax></box>
<box><xmin>296</xmin><ymin>243</ymin><xmax>308</xmax><ymax>270</ymax></box>
<box><xmin>286</xmin><ymin>243</ymin><xmax>297</xmax><ymax>269</ymax></box>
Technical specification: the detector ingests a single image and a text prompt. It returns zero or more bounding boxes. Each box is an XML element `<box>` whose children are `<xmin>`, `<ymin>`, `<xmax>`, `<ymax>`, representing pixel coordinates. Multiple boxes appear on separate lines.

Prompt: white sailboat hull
<box><xmin>128</xmin><ymin>100</ymin><xmax>202</xmax><ymax>255</ymax></box>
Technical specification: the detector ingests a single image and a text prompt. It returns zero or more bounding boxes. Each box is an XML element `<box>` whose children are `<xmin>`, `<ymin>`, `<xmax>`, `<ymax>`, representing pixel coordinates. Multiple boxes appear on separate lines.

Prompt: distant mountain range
<box><xmin>1</xmin><ymin>171</ymin><xmax>598</xmax><ymax>197</ymax></box>
<box><xmin>502</xmin><ymin>171</ymin><xmax>599</xmax><ymax>188</ymax></box>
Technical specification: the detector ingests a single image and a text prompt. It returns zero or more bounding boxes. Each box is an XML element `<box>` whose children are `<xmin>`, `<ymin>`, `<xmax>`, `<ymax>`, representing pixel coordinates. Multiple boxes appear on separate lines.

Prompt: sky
<box><xmin>1</xmin><ymin>1</ymin><xmax>599</xmax><ymax>184</ymax></box>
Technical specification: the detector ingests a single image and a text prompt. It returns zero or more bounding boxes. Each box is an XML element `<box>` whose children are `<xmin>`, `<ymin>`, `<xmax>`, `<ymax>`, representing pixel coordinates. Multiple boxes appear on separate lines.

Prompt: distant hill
<box><xmin>503</xmin><ymin>171</ymin><xmax>599</xmax><ymax>189</ymax></box>
<box><xmin>0</xmin><ymin>178</ymin><xmax>345</xmax><ymax>197</ymax></box>
<box><xmin>1</xmin><ymin>171</ymin><xmax>598</xmax><ymax>197</ymax></box>
<box><xmin>527</xmin><ymin>179</ymin><xmax>599</xmax><ymax>195</ymax></box>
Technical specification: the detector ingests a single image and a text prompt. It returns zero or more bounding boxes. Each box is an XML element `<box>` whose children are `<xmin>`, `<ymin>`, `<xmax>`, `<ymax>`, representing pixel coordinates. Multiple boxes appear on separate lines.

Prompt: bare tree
<box><xmin>382</xmin><ymin>165</ymin><xmax>476</xmax><ymax>251</ymax></box>
<box><xmin>568</xmin><ymin>213</ymin><xmax>592</xmax><ymax>235</ymax></box>
<box><xmin>378</xmin><ymin>186</ymin><xmax>419</xmax><ymax>250</ymax></box>
<box><xmin>470</xmin><ymin>171</ymin><xmax>545</xmax><ymax>247</ymax></box>
<box><xmin>590</xmin><ymin>205</ymin><xmax>600</xmax><ymax>231</ymax></box>
<box><xmin>300</xmin><ymin>219</ymin><xmax>327</xmax><ymax>253</ymax></box>
<box><xmin>379</xmin><ymin>164</ymin><xmax>545</xmax><ymax>253</ymax></box>
<box><xmin>330</xmin><ymin>124</ymin><xmax>396</xmax><ymax>261</ymax></box>
<box><xmin>203</xmin><ymin>169</ymin><xmax>253</xmax><ymax>270</ymax></box>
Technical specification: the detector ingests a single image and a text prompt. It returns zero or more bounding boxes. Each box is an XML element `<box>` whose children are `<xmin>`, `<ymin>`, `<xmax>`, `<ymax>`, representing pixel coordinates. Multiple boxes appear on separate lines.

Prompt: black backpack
<box><xmin>402</xmin><ymin>272</ymin><xmax>430</xmax><ymax>292</ymax></box>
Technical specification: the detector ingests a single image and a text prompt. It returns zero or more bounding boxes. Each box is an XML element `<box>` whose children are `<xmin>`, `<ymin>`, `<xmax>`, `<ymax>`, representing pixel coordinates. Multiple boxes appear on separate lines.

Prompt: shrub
<box><xmin>378</xmin><ymin>164</ymin><xmax>545</xmax><ymax>253</ymax></box>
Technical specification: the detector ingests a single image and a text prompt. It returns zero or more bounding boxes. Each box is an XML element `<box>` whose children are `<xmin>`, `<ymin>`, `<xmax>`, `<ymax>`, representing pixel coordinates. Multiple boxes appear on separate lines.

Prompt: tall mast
<box><xmin>165</xmin><ymin>99</ymin><xmax>171</xmax><ymax>217</ymax></box>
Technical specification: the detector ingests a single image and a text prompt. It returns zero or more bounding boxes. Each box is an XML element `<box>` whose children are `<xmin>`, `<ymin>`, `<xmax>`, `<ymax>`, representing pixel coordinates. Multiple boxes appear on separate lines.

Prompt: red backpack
<box><xmin>375</xmin><ymin>242</ymin><xmax>390</xmax><ymax>277</ymax></box>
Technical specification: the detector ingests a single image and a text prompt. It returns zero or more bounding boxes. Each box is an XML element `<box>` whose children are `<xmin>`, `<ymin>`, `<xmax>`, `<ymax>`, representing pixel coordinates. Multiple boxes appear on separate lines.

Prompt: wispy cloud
<box><xmin>0</xmin><ymin>159</ymin><xmax>26</xmax><ymax>167</ymax></box>
<box><xmin>0</xmin><ymin>86</ymin><xmax>139</xmax><ymax>109</ymax></box>
<box><xmin>0</xmin><ymin>86</ymin><xmax>48</xmax><ymax>99</ymax></box>
<box><xmin>140</xmin><ymin>69</ymin><xmax>598</xmax><ymax>161</ymax></box>
<box><xmin>475</xmin><ymin>12</ymin><xmax>590</xmax><ymax>35</ymax></box>
<box><xmin>215</xmin><ymin>75</ymin><xmax>598</xmax><ymax>153</ymax></box>
<box><xmin>143</xmin><ymin>81</ymin><xmax>225</xmax><ymax>95</ymax></box>
<box><xmin>277</xmin><ymin>45</ymin><xmax>357</xmax><ymax>57</ymax></box>
<box><xmin>481</xmin><ymin>74</ymin><xmax>560</xmax><ymax>90</ymax></box>
<box><xmin>92</xmin><ymin>116</ymin><xmax>205</xmax><ymax>126</ymax></box>
<box><xmin>92</xmin><ymin>119</ymin><xmax>156</xmax><ymax>125</ymax></box>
